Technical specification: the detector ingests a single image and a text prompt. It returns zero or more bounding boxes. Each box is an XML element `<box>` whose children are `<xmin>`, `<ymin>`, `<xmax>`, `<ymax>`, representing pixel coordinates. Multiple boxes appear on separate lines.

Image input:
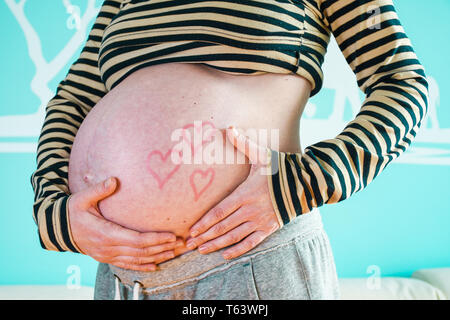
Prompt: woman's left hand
<box><xmin>186</xmin><ymin>127</ymin><xmax>281</xmax><ymax>260</ymax></box>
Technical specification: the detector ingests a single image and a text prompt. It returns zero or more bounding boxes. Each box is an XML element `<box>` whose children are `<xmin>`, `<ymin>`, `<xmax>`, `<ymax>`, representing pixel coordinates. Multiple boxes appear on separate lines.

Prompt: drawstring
<box><xmin>114</xmin><ymin>275</ymin><xmax>121</xmax><ymax>300</ymax></box>
<box><xmin>132</xmin><ymin>281</ymin><xmax>142</xmax><ymax>300</ymax></box>
<box><xmin>114</xmin><ymin>275</ymin><xmax>142</xmax><ymax>300</ymax></box>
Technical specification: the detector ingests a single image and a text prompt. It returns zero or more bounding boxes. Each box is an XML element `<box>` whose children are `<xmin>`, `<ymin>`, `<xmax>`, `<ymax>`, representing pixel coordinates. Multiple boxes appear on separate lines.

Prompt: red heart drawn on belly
<box><xmin>182</xmin><ymin>121</ymin><xmax>217</xmax><ymax>156</ymax></box>
<box><xmin>146</xmin><ymin>148</ymin><xmax>181</xmax><ymax>189</ymax></box>
<box><xmin>189</xmin><ymin>168</ymin><xmax>215</xmax><ymax>201</ymax></box>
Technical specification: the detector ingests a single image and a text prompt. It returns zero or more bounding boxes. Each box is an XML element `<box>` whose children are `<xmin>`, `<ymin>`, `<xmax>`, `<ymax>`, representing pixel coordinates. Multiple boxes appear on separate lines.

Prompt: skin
<box><xmin>68</xmin><ymin>62</ymin><xmax>312</xmax><ymax>270</ymax></box>
<box><xmin>68</xmin><ymin>67</ymin><xmax>256</xmax><ymax>239</ymax></box>
<box><xmin>68</xmin><ymin>177</ymin><xmax>188</xmax><ymax>272</ymax></box>
<box><xmin>186</xmin><ymin>127</ymin><xmax>280</xmax><ymax>260</ymax></box>
<box><xmin>69</xmin><ymin>128</ymin><xmax>276</xmax><ymax>269</ymax></box>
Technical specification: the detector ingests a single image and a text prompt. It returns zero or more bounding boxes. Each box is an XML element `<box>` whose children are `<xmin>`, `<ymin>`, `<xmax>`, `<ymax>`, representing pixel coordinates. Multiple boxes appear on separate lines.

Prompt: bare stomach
<box><xmin>68</xmin><ymin>63</ymin><xmax>311</xmax><ymax>239</ymax></box>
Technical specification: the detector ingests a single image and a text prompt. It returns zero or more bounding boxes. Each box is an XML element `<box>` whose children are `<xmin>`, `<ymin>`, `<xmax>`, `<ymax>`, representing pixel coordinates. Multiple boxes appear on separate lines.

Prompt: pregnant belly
<box><xmin>68</xmin><ymin>66</ymin><xmax>255</xmax><ymax>239</ymax></box>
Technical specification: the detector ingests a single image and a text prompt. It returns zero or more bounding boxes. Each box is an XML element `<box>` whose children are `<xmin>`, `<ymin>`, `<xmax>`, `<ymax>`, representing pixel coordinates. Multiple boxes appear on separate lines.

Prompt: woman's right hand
<box><xmin>68</xmin><ymin>177</ymin><xmax>184</xmax><ymax>272</ymax></box>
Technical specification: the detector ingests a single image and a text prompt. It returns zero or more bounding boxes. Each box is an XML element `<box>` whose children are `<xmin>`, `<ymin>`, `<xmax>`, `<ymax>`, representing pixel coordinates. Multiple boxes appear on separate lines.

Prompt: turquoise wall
<box><xmin>0</xmin><ymin>0</ymin><xmax>449</xmax><ymax>286</ymax></box>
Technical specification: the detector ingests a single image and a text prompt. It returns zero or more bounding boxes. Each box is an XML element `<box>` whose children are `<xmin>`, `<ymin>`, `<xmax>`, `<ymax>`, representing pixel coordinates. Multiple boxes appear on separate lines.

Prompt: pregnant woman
<box><xmin>30</xmin><ymin>0</ymin><xmax>429</xmax><ymax>300</ymax></box>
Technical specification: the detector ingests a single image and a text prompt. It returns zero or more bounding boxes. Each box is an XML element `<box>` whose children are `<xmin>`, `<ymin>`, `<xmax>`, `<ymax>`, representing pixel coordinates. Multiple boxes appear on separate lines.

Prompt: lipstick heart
<box><xmin>189</xmin><ymin>168</ymin><xmax>215</xmax><ymax>201</ymax></box>
<box><xmin>182</xmin><ymin>121</ymin><xmax>216</xmax><ymax>156</ymax></box>
<box><xmin>146</xmin><ymin>148</ymin><xmax>181</xmax><ymax>189</ymax></box>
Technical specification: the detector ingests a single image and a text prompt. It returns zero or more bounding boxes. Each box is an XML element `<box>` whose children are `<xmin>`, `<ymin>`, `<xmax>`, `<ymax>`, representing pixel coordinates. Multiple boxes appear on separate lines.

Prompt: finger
<box><xmin>189</xmin><ymin>193</ymin><xmax>242</xmax><ymax>238</ymax></box>
<box><xmin>76</xmin><ymin>177</ymin><xmax>117</xmax><ymax>212</ymax></box>
<box><xmin>186</xmin><ymin>207</ymin><xmax>249</xmax><ymax>250</ymax></box>
<box><xmin>110</xmin><ymin>261</ymin><xmax>157</xmax><ymax>272</ymax></box>
<box><xmin>108</xmin><ymin>239</ymin><xmax>185</xmax><ymax>257</ymax></box>
<box><xmin>153</xmin><ymin>250</ymin><xmax>179</xmax><ymax>264</ymax></box>
<box><xmin>196</xmin><ymin>222</ymin><xmax>257</xmax><ymax>255</ymax></box>
<box><xmin>226</xmin><ymin>126</ymin><xmax>264</xmax><ymax>164</ymax></box>
<box><xmin>111</xmin><ymin>250</ymin><xmax>175</xmax><ymax>266</ymax></box>
<box><xmin>222</xmin><ymin>231</ymin><xmax>267</xmax><ymax>260</ymax></box>
<box><xmin>101</xmin><ymin>220</ymin><xmax>177</xmax><ymax>248</ymax></box>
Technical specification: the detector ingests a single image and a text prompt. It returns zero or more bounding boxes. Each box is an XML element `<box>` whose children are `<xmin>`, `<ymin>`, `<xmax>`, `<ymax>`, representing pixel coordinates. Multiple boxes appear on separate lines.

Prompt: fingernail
<box><xmin>223</xmin><ymin>252</ymin><xmax>232</xmax><ymax>259</ymax></box>
<box><xmin>175</xmin><ymin>240</ymin><xmax>184</xmax><ymax>248</ymax></box>
<box><xmin>186</xmin><ymin>240</ymin><xmax>196</xmax><ymax>250</ymax></box>
<box><xmin>104</xmin><ymin>178</ymin><xmax>113</xmax><ymax>188</ymax></box>
<box><xmin>198</xmin><ymin>245</ymin><xmax>209</xmax><ymax>253</ymax></box>
<box><xmin>190</xmin><ymin>230</ymin><xmax>199</xmax><ymax>238</ymax></box>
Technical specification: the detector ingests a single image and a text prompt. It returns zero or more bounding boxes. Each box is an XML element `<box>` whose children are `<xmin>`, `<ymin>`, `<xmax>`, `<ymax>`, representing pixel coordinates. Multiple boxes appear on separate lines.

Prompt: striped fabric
<box><xmin>30</xmin><ymin>1</ymin><xmax>122</xmax><ymax>252</ymax></box>
<box><xmin>267</xmin><ymin>0</ymin><xmax>429</xmax><ymax>225</ymax></box>
<box><xmin>98</xmin><ymin>0</ymin><xmax>325</xmax><ymax>94</ymax></box>
<box><xmin>30</xmin><ymin>0</ymin><xmax>428</xmax><ymax>252</ymax></box>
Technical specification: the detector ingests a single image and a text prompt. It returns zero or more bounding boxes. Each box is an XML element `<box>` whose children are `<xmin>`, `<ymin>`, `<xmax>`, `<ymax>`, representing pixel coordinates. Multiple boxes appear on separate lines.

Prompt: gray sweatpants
<box><xmin>94</xmin><ymin>208</ymin><xmax>340</xmax><ymax>300</ymax></box>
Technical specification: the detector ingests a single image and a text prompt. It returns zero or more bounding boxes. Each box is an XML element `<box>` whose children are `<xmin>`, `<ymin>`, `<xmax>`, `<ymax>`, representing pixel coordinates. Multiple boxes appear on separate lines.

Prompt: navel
<box><xmin>83</xmin><ymin>173</ymin><xmax>94</xmax><ymax>184</ymax></box>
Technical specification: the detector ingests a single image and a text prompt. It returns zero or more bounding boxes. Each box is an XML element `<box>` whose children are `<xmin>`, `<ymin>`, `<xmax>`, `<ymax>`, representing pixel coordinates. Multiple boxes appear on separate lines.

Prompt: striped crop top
<box><xmin>99</xmin><ymin>0</ymin><xmax>326</xmax><ymax>95</ymax></box>
<box><xmin>30</xmin><ymin>0</ymin><xmax>429</xmax><ymax>252</ymax></box>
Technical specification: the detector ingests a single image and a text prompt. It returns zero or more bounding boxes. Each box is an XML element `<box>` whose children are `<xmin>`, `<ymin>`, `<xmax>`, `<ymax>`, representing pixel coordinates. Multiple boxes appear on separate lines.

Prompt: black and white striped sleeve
<box><xmin>267</xmin><ymin>0</ymin><xmax>429</xmax><ymax>226</ymax></box>
<box><xmin>29</xmin><ymin>0</ymin><xmax>121</xmax><ymax>252</ymax></box>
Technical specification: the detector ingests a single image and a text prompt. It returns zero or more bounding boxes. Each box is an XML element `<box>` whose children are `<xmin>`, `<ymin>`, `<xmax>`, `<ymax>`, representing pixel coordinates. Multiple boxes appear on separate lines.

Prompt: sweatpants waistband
<box><xmin>109</xmin><ymin>208</ymin><xmax>323</xmax><ymax>290</ymax></box>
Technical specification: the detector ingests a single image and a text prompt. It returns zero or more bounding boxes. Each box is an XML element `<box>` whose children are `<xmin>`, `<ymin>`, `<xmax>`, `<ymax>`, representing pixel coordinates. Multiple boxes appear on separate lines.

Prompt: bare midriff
<box><xmin>68</xmin><ymin>63</ymin><xmax>311</xmax><ymax>240</ymax></box>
